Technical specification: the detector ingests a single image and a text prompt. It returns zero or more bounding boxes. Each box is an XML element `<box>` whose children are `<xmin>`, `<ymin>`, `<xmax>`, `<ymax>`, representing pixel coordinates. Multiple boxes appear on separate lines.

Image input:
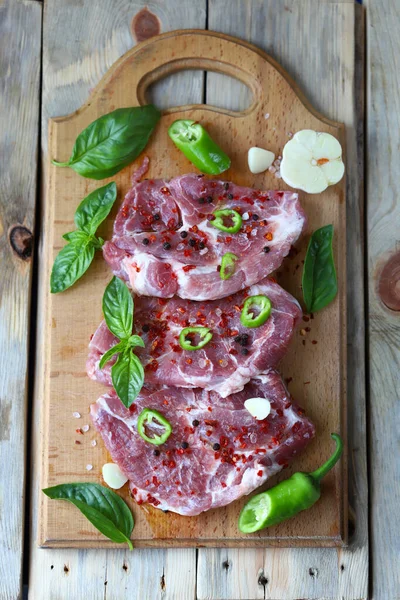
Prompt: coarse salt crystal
<box><xmin>264</xmin><ymin>113</ymin><xmax>270</xmax><ymax>119</ymax></box>
<box><xmin>251</xmin><ymin>229</ymin><xmax>258</xmax><ymax>237</ymax></box>
<box><xmin>91</xmin><ymin>440</ymin><xmax>97</xmax><ymax>447</ymax></box>
<box><xmin>72</xmin><ymin>412</ymin><xmax>81</xmax><ymax>419</ymax></box>
<box><xmin>215</xmin><ymin>308</ymin><xmax>222</xmax><ymax>317</ymax></box>
<box><xmin>242</xmin><ymin>212</ymin><xmax>249</xmax><ymax>221</ymax></box>
<box><xmin>199</xmin><ymin>358</ymin><xmax>207</xmax><ymax>369</ymax></box>
<box><xmin>199</xmin><ymin>248</ymin><xmax>208</xmax><ymax>255</ymax></box>
<box><xmin>177</xmin><ymin>243</ymin><xmax>185</xmax><ymax>251</ymax></box>
<box><xmin>268</xmin><ymin>166</ymin><xmax>276</xmax><ymax>174</ymax></box>
<box><xmin>86</xmin><ymin>464</ymin><xmax>93</xmax><ymax>471</ymax></box>
<box><xmin>274</xmin><ymin>170</ymin><xmax>282</xmax><ymax>179</ymax></box>
<box><xmin>219</xmin><ymin>359</ymin><xmax>228</xmax><ymax>368</ymax></box>
<box><xmin>82</xmin><ymin>424</ymin><xmax>89</xmax><ymax>433</ymax></box>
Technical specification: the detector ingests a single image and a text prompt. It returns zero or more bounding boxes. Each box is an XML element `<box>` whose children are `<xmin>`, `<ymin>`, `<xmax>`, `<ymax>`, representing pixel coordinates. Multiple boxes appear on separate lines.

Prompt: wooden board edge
<box><xmin>48</xmin><ymin>29</ymin><xmax>345</xmax><ymax>133</ymax></box>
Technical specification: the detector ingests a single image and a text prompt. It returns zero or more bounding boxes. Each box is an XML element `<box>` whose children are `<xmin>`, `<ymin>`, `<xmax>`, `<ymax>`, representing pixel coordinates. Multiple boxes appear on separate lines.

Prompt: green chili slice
<box><xmin>210</xmin><ymin>209</ymin><xmax>242</xmax><ymax>234</ymax></box>
<box><xmin>238</xmin><ymin>433</ymin><xmax>343</xmax><ymax>533</ymax></box>
<box><xmin>240</xmin><ymin>295</ymin><xmax>272</xmax><ymax>328</ymax></box>
<box><xmin>220</xmin><ymin>252</ymin><xmax>238</xmax><ymax>280</ymax></box>
<box><xmin>137</xmin><ymin>408</ymin><xmax>172</xmax><ymax>446</ymax></box>
<box><xmin>168</xmin><ymin>119</ymin><xmax>231</xmax><ymax>175</ymax></box>
<box><xmin>179</xmin><ymin>327</ymin><xmax>213</xmax><ymax>351</ymax></box>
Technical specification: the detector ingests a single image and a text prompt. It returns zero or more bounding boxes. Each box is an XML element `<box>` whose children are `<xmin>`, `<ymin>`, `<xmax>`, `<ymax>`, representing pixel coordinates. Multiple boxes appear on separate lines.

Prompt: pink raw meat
<box><xmin>103</xmin><ymin>170</ymin><xmax>306</xmax><ymax>300</ymax></box>
<box><xmin>90</xmin><ymin>371</ymin><xmax>315</xmax><ymax>516</ymax></box>
<box><xmin>86</xmin><ymin>278</ymin><xmax>302</xmax><ymax>398</ymax></box>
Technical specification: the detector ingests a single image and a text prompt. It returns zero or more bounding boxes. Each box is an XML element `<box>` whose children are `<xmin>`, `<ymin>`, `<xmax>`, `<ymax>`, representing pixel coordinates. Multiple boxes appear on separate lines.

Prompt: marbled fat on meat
<box><xmin>90</xmin><ymin>371</ymin><xmax>315</xmax><ymax>516</ymax></box>
<box><xmin>103</xmin><ymin>171</ymin><xmax>306</xmax><ymax>300</ymax></box>
<box><xmin>86</xmin><ymin>278</ymin><xmax>302</xmax><ymax>398</ymax></box>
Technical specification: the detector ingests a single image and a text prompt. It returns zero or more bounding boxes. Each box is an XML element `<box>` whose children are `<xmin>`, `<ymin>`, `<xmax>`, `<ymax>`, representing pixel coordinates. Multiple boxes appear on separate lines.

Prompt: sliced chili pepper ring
<box><xmin>240</xmin><ymin>295</ymin><xmax>272</xmax><ymax>328</ymax></box>
<box><xmin>179</xmin><ymin>326</ymin><xmax>213</xmax><ymax>351</ymax></box>
<box><xmin>137</xmin><ymin>408</ymin><xmax>172</xmax><ymax>446</ymax></box>
<box><xmin>220</xmin><ymin>252</ymin><xmax>238</xmax><ymax>281</ymax></box>
<box><xmin>210</xmin><ymin>209</ymin><xmax>242</xmax><ymax>234</ymax></box>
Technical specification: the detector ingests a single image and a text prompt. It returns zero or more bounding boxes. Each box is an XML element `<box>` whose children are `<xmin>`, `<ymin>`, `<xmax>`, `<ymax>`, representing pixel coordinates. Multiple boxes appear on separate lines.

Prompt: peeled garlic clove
<box><xmin>102</xmin><ymin>463</ymin><xmax>128</xmax><ymax>490</ymax></box>
<box><xmin>248</xmin><ymin>147</ymin><xmax>275</xmax><ymax>174</ymax></box>
<box><xmin>280</xmin><ymin>130</ymin><xmax>344</xmax><ymax>194</ymax></box>
<box><xmin>244</xmin><ymin>397</ymin><xmax>271</xmax><ymax>420</ymax></box>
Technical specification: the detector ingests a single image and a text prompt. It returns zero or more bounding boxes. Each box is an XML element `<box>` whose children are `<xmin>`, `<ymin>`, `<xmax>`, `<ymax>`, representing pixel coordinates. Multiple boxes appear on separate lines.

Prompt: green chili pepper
<box><xmin>168</xmin><ymin>119</ymin><xmax>231</xmax><ymax>175</ymax></box>
<box><xmin>240</xmin><ymin>295</ymin><xmax>272</xmax><ymax>328</ymax></box>
<box><xmin>179</xmin><ymin>326</ymin><xmax>213</xmax><ymax>351</ymax></box>
<box><xmin>210</xmin><ymin>209</ymin><xmax>242</xmax><ymax>234</ymax></box>
<box><xmin>238</xmin><ymin>433</ymin><xmax>343</xmax><ymax>533</ymax></box>
<box><xmin>137</xmin><ymin>408</ymin><xmax>172</xmax><ymax>446</ymax></box>
<box><xmin>220</xmin><ymin>252</ymin><xmax>238</xmax><ymax>280</ymax></box>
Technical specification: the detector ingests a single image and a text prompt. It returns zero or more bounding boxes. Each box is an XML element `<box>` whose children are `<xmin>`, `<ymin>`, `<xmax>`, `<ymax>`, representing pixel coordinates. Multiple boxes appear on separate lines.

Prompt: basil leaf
<box><xmin>111</xmin><ymin>349</ymin><xmax>144</xmax><ymax>408</ymax></box>
<box><xmin>43</xmin><ymin>483</ymin><xmax>134</xmax><ymax>549</ymax></box>
<box><xmin>103</xmin><ymin>276</ymin><xmax>134</xmax><ymax>339</ymax></box>
<box><xmin>62</xmin><ymin>230</ymin><xmax>89</xmax><ymax>244</ymax></box>
<box><xmin>302</xmin><ymin>224</ymin><xmax>338</xmax><ymax>313</ymax></box>
<box><xmin>52</xmin><ymin>106</ymin><xmax>161</xmax><ymax>180</ymax></box>
<box><xmin>99</xmin><ymin>340</ymin><xmax>127</xmax><ymax>370</ymax></box>
<box><xmin>74</xmin><ymin>182</ymin><xmax>117</xmax><ymax>235</ymax></box>
<box><xmin>51</xmin><ymin>238</ymin><xmax>95</xmax><ymax>294</ymax></box>
<box><xmin>128</xmin><ymin>334</ymin><xmax>145</xmax><ymax>349</ymax></box>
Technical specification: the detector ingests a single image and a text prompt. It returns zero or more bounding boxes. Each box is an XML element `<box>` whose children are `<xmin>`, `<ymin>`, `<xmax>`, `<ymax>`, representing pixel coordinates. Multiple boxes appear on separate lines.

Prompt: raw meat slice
<box><xmin>90</xmin><ymin>371</ymin><xmax>315</xmax><ymax>516</ymax></box>
<box><xmin>103</xmin><ymin>170</ymin><xmax>306</xmax><ymax>300</ymax></box>
<box><xmin>86</xmin><ymin>278</ymin><xmax>302</xmax><ymax>398</ymax></box>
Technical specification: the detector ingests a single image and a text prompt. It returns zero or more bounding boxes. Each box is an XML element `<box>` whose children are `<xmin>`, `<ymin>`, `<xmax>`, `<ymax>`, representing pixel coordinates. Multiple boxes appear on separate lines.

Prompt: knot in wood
<box><xmin>131</xmin><ymin>8</ymin><xmax>160</xmax><ymax>42</ymax></box>
<box><xmin>9</xmin><ymin>225</ymin><xmax>33</xmax><ymax>260</ymax></box>
<box><xmin>378</xmin><ymin>252</ymin><xmax>400</xmax><ymax>311</ymax></box>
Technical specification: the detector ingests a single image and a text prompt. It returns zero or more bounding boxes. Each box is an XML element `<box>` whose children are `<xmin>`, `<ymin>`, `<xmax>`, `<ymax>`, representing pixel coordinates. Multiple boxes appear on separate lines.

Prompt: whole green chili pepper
<box><xmin>238</xmin><ymin>433</ymin><xmax>343</xmax><ymax>533</ymax></box>
<box><xmin>168</xmin><ymin>119</ymin><xmax>231</xmax><ymax>175</ymax></box>
<box><xmin>137</xmin><ymin>408</ymin><xmax>172</xmax><ymax>446</ymax></box>
<box><xmin>179</xmin><ymin>326</ymin><xmax>213</xmax><ymax>351</ymax></box>
<box><xmin>210</xmin><ymin>209</ymin><xmax>242</xmax><ymax>234</ymax></box>
<box><xmin>220</xmin><ymin>252</ymin><xmax>238</xmax><ymax>280</ymax></box>
<box><xmin>240</xmin><ymin>295</ymin><xmax>272</xmax><ymax>328</ymax></box>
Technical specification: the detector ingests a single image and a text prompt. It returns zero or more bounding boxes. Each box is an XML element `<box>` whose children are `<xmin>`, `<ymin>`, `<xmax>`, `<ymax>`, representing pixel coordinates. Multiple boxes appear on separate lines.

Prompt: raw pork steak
<box><xmin>90</xmin><ymin>371</ymin><xmax>315</xmax><ymax>516</ymax></box>
<box><xmin>103</xmin><ymin>167</ymin><xmax>306</xmax><ymax>300</ymax></box>
<box><xmin>87</xmin><ymin>278</ymin><xmax>302</xmax><ymax>397</ymax></box>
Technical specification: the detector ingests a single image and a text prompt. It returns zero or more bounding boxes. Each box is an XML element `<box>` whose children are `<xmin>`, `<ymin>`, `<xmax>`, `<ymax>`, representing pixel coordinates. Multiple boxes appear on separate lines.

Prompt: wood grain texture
<box><xmin>365</xmin><ymin>0</ymin><xmax>400</xmax><ymax>598</ymax></box>
<box><xmin>198</xmin><ymin>1</ymin><xmax>368</xmax><ymax>598</ymax></box>
<box><xmin>39</xmin><ymin>30</ymin><xmax>346</xmax><ymax>549</ymax></box>
<box><xmin>0</xmin><ymin>1</ymin><xmax>41</xmax><ymax>599</ymax></box>
<box><xmin>29</xmin><ymin>2</ymin><xmax>204</xmax><ymax>598</ymax></box>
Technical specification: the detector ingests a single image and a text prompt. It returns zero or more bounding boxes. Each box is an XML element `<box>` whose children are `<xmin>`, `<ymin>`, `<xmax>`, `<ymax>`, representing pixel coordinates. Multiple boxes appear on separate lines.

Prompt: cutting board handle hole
<box><xmin>138</xmin><ymin>62</ymin><xmax>258</xmax><ymax>115</ymax></box>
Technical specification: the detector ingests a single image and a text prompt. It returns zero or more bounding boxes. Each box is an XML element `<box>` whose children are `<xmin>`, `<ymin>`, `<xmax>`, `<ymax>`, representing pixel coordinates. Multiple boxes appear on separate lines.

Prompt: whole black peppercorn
<box><xmin>142</xmin><ymin>238</ymin><xmax>150</xmax><ymax>246</ymax></box>
<box><xmin>192</xmin><ymin>419</ymin><xmax>200</xmax><ymax>427</ymax></box>
<box><xmin>227</xmin><ymin>193</ymin><xmax>233</xmax><ymax>200</ymax></box>
<box><xmin>142</xmin><ymin>324</ymin><xmax>150</xmax><ymax>333</ymax></box>
<box><xmin>198</xmin><ymin>197</ymin><xmax>206</xmax><ymax>204</ymax></box>
<box><xmin>223</xmin><ymin>182</ymin><xmax>229</xmax><ymax>191</ymax></box>
<box><xmin>263</xmin><ymin>246</ymin><xmax>270</xmax><ymax>253</ymax></box>
<box><xmin>252</xmin><ymin>214</ymin><xmax>259</xmax><ymax>221</ymax></box>
<box><xmin>180</xmin><ymin>231</ymin><xmax>188</xmax><ymax>238</ymax></box>
<box><xmin>189</xmin><ymin>238</ymin><xmax>196</xmax><ymax>247</ymax></box>
<box><xmin>153</xmin><ymin>449</ymin><xmax>160</xmax><ymax>456</ymax></box>
<box><xmin>163</xmin><ymin>242</ymin><xmax>171</xmax><ymax>250</ymax></box>
<box><xmin>206</xmin><ymin>196</ymin><xmax>213</xmax><ymax>204</ymax></box>
<box><xmin>213</xmin><ymin>443</ymin><xmax>221</xmax><ymax>451</ymax></box>
<box><xmin>241</xmin><ymin>348</ymin><xmax>250</xmax><ymax>356</ymax></box>
<box><xmin>181</xmin><ymin>441</ymin><xmax>189</xmax><ymax>449</ymax></box>
<box><xmin>199</xmin><ymin>242</ymin><xmax>205</xmax><ymax>250</ymax></box>
<box><xmin>153</xmin><ymin>213</ymin><xmax>161</xmax><ymax>221</ymax></box>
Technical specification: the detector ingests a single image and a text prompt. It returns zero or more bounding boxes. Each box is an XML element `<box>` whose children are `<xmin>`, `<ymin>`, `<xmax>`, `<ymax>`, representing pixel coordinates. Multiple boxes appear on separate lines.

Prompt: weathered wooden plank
<box><xmin>30</xmin><ymin>1</ymin><xmax>205</xmax><ymax>598</ymax></box>
<box><xmin>198</xmin><ymin>2</ymin><xmax>368</xmax><ymax>598</ymax></box>
<box><xmin>365</xmin><ymin>0</ymin><xmax>400</xmax><ymax>598</ymax></box>
<box><xmin>0</xmin><ymin>1</ymin><xmax>41</xmax><ymax>599</ymax></box>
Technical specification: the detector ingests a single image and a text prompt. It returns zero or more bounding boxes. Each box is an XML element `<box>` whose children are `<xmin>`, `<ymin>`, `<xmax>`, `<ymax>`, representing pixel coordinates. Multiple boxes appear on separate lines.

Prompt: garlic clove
<box><xmin>244</xmin><ymin>397</ymin><xmax>271</xmax><ymax>420</ymax></box>
<box><xmin>248</xmin><ymin>147</ymin><xmax>275</xmax><ymax>174</ymax></box>
<box><xmin>102</xmin><ymin>463</ymin><xmax>128</xmax><ymax>490</ymax></box>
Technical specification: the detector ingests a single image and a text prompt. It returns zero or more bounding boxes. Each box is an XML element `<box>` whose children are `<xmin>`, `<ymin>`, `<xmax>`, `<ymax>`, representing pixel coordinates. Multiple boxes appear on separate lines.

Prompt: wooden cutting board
<box><xmin>39</xmin><ymin>30</ymin><xmax>347</xmax><ymax>548</ymax></box>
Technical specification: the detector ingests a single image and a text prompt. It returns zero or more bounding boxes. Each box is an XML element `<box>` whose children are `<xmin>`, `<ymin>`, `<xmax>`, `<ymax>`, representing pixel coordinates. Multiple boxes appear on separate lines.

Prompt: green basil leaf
<box><xmin>62</xmin><ymin>230</ymin><xmax>89</xmax><ymax>244</ymax></box>
<box><xmin>111</xmin><ymin>349</ymin><xmax>144</xmax><ymax>408</ymax></box>
<box><xmin>302</xmin><ymin>224</ymin><xmax>338</xmax><ymax>313</ymax></box>
<box><xmin>128</xmin><ymin>334</ymin><xmax>145</xmax><ymax>349</ymax></box>
<box><xmin>43</xmin><ymin>483</ymin><xmax>134</xmax><ymax>549</ymax></box>
<box><xmin>99</xmin><ymin>340</ymin><xmax>127</xmax><ymax>370</ymax></box>
<box><xmin>103</xmin><ymin>276</ymin><xmax>134</xmax><ymax>339</ymax></box>
<box><xmin>74</xmin><ymin>182</ymin><xmax>117</xmax><ymax>235</ymax></box>
<box><xmin>50</xmin><ymin>238</ymin><xmax>95</xmax><ymax>294</ymax></box>
<box><xmin>52</xmin><ymin>106</ymin><xmax>161</xmax><ymax>180</ymax></box>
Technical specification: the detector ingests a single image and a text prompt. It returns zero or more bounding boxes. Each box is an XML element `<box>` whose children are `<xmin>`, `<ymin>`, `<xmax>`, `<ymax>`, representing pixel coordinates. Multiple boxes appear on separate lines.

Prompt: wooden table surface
<box><xmin>0</xmin><ymin>1</ymin><xmax>398</xmax><ymax>599</ymax></box>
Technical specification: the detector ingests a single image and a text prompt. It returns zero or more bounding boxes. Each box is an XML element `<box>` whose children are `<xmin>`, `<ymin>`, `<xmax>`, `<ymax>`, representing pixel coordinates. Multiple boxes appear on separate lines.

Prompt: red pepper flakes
<box><xmin>220</xmin><ymin>435</ymin><xmax>229</xmax><ymax>447</ymax></box>
<box><xmin>264</xmin><ymin>231</ymin><xmax>273</xmax><ymax>241</ymax></box>
<box><xmin>185</xmin><ymin>358</ymin><xmax>192</xmax><ymax>365</ymax></box>
<box><xmin>276</xmin><ymin>409</ymin><xmax>283</xmax><ymax>417</ymax></box>
<box><xmin>303</xmin><ymin>315</ymin><xmax>310</xmax><ymax>322</ymax></box>
<box><xmin>76</xmin><ymin>428</ymin><xmax>83</xmax><ymax>434</ymax></box>
<box><xmin>221</xmin><ymin>482</ymin><xmax>227</xmax><ymax>488</ymax></box>
<box><xmin>304</xmin><ymin>381</ymin><xmax>311</xmax><ymax>385</ymax></box>
<box><xmin>255</xmin><ymin>448</ymin><xmax>267</xmax><ymax>454</ymax></box>
<box><xmin>257</xmin><ymin>470</ymin><xmax>263</xmax><ymax>477</ymax></box>
<box><xmin>240</xmin><ymin>443</ymin><xmax>247</xmax><ymax>449</ymax></box>
<box><xmin>168</xmin><ymin>460</ymin><xmax>176</xmax><ymax>468</ymax></box>
<box><xmin>177</xmin><ymin>306</ymin><xmax>186</xmax><ymax>314</ymax></box>
<box><xmin>145</xmin><ymin>360</ymin><xmax>159</xmax><ymax>372</ymax></box>
<box><xmin>129</xmin><ymin>403</ymin><xmax>138</xmax><ymax>413</ymax></box>
<box><xmin>214</xmin><ymin>452</ymin><xmax>221</xmax><ymax>460</ymax></box>
<box><xmin>229</xmin><ymin>348</ymin><xmax>238</xmax><ymax>355</ymax></box>
<box><xmin>206</xmin><ymin>430</ymin><xmax>212</xmax><ymax>437</ymax></box>
<box><xmin>136</xmin><ymin>499</ymin><xmax>144</xmax><ymax>505</ymax></box>
<box><xmin>152</xmin><ymin>476</ymin><xmax>159</xmax><ymax>485</ymax></box>
<box><xmin>225</xmin><ymin>236</ymin><xmax>233</xmax><ymax>244</ymax></box>
<box><xmin>207</xmin><ymin>406</ymin><xmax>213</xmax><ymax>412</ymax></box>
<box><xmin>161</xmin><ymin>186</ymin><xmax>170</xmax><ymax>194</ymax></box>
<box><xmin>259</xmin><ymin>220</ymin><xmax>267</xmax><ymax>227</ymax></box>
<box><xmin>312</xmin><ymin>340</ymin><xmax>318</xmax><ymax>345</ymax></box>
<box><xmin>75</xmin><ymin>440</ymin><xmax>81</xmax><ymax>445</ymax></box>
<box><xmin>305</xmin><ymin>327</ymin><xmax>311</xmax><ymax>333</ymax></box>
<box><xmin>171</xmin><ymin>359</ymin><xmax>176</xmax><ymax>364</ymax></box>
<box><xmin>149</xmin><ymin>234</ymin><xmax>156</xmax><ymax>242</ymax></box>
<box><xmin>166</xmin><ymin>450</ymin><xmax>173</xmax><ymax>456</ymax></box>
<box><xmin>182</xmin><ymin>264</ymin><xmax>196</xmax><ymax>272</ymax></box>
<box><xmin>163</xmin><ymin>400</ymin><xmax>169</xmax><ymax>406</ymax></box>
<box><xmin>185</xmin><ymin>407</ymin><xmax>192</xmax><ymax>412</ymax></box>
<box><xmin>285</xmin><ymin>377</ymin><xmax>293</xmax><ymax>386</ymax></box>
<box><xmin>145</xmin><ymin>479</ymin><xmax>150</xmax><ymax>486</ymax></box>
